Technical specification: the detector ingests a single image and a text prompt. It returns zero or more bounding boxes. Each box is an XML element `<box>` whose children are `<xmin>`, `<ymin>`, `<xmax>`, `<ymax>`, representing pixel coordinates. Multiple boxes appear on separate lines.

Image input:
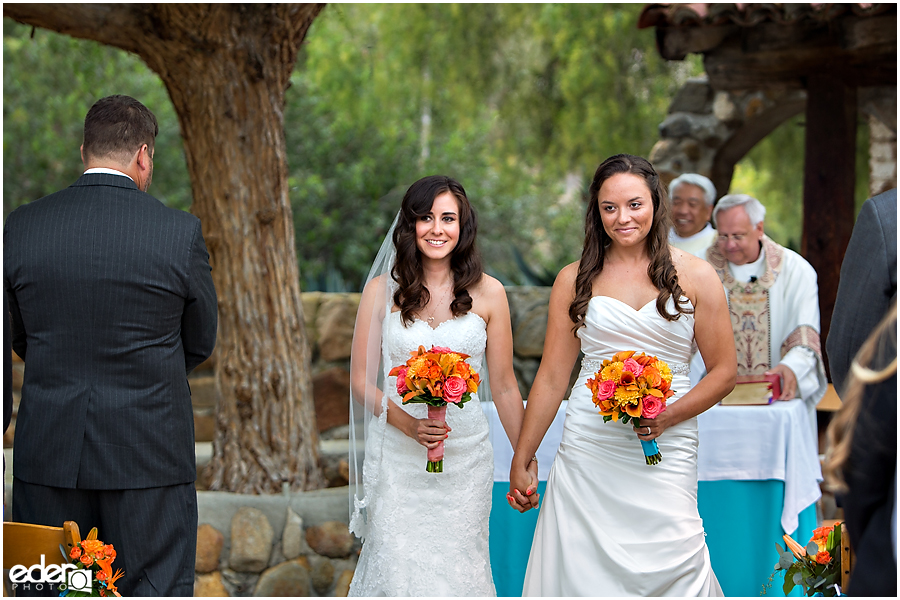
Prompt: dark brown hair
<box><xmin>569</xmin><ymin>154</ymin><xmax>692</xmax><ymax>331</ymax></box>
<box><xmin>392</xmin><ymin>175</ymin><xmax>482</xmax><ymax>327</ymax></box>
<box><xmin>83</xmin><ymin>95</ymin><xmax>158</xmax><ymax>164</ymax></box>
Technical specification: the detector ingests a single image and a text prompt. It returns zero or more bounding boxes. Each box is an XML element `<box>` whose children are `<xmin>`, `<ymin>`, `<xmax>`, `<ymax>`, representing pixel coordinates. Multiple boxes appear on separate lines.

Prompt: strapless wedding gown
<box><xmin>349</xmin><ymin>311</ymin><xmax>496</xmax><ymax>597</ymax></box>
<box><xmin>522</xmin><ymin>296</ymin><xmax>722</xmax><ymax>596</ymax></box>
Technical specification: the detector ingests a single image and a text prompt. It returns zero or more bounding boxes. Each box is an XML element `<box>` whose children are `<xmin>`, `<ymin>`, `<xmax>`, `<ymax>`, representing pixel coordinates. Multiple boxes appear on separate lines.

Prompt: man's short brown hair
<box><xmin>82</xmin><ymin>95</ymin><xmax>158</xmax><ymax>164</ymax></box>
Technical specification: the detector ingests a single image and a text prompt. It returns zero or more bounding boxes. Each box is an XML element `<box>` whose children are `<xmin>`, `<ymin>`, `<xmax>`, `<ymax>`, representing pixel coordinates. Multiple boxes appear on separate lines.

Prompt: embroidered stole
<box><xmin>707</xmin><ymin>236</ymin><xmax>783</xmax><ymax>376</ymax></box>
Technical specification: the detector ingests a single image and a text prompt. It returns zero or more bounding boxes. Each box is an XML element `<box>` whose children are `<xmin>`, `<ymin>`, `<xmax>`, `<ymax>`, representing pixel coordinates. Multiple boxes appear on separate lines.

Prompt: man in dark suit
<box><xmin>4</xmin><ymin>95</ymin><xmax>217</xmax><ymax>596</ymax></box>
<box><xmin>826</xmin><ymin>188</ymin><xmax>897</xmax><ymax>393</ymax></box>
<box><xmin>825</xmin><ymin>188</ymin><xmax>897</xmax><ymax>596</ymax></box>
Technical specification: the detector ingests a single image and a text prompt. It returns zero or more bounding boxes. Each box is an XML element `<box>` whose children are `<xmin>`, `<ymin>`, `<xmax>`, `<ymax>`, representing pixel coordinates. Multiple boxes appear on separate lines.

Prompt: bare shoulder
<box><xmin>671</xmin><ymin>247</ymin><xmax>721</xmax><ymax>306</ymax></box>
<box><xmin>472</xmin><ymin>273</ymin><xmax>507</xmax><ymax>300</ymax></box>
<box><xmin>555</xmin><ymin>261</ymin><xmax>580</xmax><ymax>289</ymax></box>
<box><xmin>361</xmin><ymin>273</ymin><xmax>389</xmax><ymax>303</ymax></box>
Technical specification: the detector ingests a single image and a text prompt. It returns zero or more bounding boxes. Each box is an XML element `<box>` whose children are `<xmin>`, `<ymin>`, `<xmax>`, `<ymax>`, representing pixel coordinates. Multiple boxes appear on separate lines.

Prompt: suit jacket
<box><xmin>826</xmin><ymin>189</ymin><xmax>897</xmax><ymax>396</ymax></box>
<box><xmin>4</xmin><ymin>173</ymin><xmax>217</xmax><ymax>489</ymax></box>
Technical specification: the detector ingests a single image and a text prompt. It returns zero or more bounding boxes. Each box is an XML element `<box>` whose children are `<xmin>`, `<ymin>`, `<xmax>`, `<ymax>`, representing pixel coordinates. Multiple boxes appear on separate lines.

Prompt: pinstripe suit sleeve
<box><xmin>182</xmin><ymin>219</ymin><xmax>217</xmax><ymax>374</ymax></box>
<box><xmin>826</xmin><ymin>190</ymin><xmax>897</xmax><ymax>395</ymax></box>
<box><xmin>4</xmin><ymin>215</ymin><xmax>26</xmax><ymax>360</ymax></box>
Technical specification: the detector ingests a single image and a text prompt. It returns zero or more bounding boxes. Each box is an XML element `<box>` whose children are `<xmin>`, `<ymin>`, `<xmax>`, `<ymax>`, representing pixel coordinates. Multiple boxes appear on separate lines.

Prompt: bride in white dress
<box><xmin>348</xmin><ymin>175</ymin><xmax>537</xmax><ymax>596</ymax></box>
<box><xmin>509</xmin><ymin>155</ymin><xmax>736</xmax><ymax>596</ymax></box>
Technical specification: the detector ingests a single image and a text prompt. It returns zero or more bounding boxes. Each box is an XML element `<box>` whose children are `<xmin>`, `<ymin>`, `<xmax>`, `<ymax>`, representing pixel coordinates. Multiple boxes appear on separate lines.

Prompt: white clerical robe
<box><xmin>669</xmin><ymin>222</ymin><xmax>717</xmax><ymax>258</ymax></box>
<box><xmin>691</xmin><ymin>236</ymin><xmax>827</xmax><ymax>439</ymax></box>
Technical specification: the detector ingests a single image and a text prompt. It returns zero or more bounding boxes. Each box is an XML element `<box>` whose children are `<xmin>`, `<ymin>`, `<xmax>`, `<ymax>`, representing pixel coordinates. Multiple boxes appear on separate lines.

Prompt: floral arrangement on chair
<box><xmin>64</xmin><ymin>527</ymin><xmax>124</xmax><ymax>597</ymax></box>
<box><xmin>390</xmin><ymin>345</ymin><xmax>480</xmax><ymax>472</ymax></box>
<box><xmin>769</xmin><ymin>524</ymin><xmax>844</xmax><ymax>596</ymax></box>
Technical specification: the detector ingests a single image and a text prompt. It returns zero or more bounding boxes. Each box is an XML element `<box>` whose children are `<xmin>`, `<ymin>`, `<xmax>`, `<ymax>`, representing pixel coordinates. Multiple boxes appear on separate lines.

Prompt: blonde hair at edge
<box><xmin>823</xmin><ymin>301</ymin><xmax>898</xmax><ymax>492</ymax></box>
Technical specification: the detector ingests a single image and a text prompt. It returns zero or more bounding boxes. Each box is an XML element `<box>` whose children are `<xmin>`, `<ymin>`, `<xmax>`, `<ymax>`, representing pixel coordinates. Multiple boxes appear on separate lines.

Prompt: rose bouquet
<box><xmin>586</xmin><ymin>350</ymin><xmax>674</xmax><ymax>465</ymax></box>
<box><xmin>770</xmin><ymin>524</ymin><xmax>844</xmax><ymax>596</ymax></box>
<box><xmin>389</xmin><ymin>345</ymin><xmax>480</xmax><ymax>472</ymax></box>
<box><xmin>64</xmin><ymin>527</ymin><xmax>124</xmax><ymax>597</ymax></box>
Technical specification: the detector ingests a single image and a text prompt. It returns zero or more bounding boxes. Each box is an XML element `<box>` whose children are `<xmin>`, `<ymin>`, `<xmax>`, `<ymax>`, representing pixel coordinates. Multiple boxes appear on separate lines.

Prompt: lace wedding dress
<box><xmin>522</xmin><ymin>296</ymin><xmax>722</xmax><ymax>596</ymax></box>
<box><xmin>349</xmin><ymin>311</ymin><xmax>496</xmax><ymax>597</ymax></box>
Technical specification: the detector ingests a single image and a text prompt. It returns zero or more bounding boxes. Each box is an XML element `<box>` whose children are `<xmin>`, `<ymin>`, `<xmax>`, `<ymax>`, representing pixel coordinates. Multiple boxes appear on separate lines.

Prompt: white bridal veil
<box><xmin>348</xmin><ymin>213</ymin><xmax>399</xmax><ymax>538</ymax></box>
<box><xmin>347</xmin><ymin>211</ymin><xmax>494</xmax><ymax>538</ymax></box>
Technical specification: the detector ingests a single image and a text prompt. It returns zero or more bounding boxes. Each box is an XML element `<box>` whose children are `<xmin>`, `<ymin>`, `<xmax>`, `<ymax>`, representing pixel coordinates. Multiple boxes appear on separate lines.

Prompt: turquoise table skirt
<box><xmin>489</xmin><ymin>482</ymin><xmax>546</xmax><ymax>597</ymax></box>
<box><xmin>698</xmin><ymin>480</ymin><xmax>817</xmax><ymax>597</ymax></box>
<box><xmin>488</xmin><ymin>480</ymin><xmax>816</xmax><ymax>597</ymax></box>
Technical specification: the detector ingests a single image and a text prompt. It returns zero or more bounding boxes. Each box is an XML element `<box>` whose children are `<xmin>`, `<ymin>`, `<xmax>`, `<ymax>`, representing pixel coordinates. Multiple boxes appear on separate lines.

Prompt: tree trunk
<box><xmin>4</xmin><ymin>3</ymin><xmax>327</xmax><ymax>492</ymax></box>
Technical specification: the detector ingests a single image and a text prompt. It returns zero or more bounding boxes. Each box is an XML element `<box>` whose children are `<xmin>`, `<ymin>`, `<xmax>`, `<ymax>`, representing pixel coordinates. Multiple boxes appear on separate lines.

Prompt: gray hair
<box><xmin>669</xmin><ymin>173</ymin><xmax>717</xmax><ymax>206</ymax></box>
<box><xmin>712</xmin><ymin>194</ymin><xmax>766</xmax><ymax>227</ymax></box>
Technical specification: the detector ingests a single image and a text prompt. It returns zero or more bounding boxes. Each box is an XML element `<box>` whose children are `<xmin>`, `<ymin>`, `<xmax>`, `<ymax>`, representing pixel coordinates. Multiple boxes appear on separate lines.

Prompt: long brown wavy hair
<box><xmin>569</xmin><ymin>154</ymin><xmax>692</xmax><ymax>332</ymax></box>
<box><xmin>392</xmin><ymin>175</ymin><xmax>482</xmax><ymax>327</ymax></box>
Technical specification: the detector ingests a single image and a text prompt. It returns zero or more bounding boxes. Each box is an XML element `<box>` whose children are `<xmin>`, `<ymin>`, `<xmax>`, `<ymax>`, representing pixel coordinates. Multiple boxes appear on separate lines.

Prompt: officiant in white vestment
<box><xmin>691</xmin><ymin>194</ymin><xmax>827</xmax><ymax>435</ymax></box>
<box><xmin>691</xmin><ymin>193</ymin><xmax>826</xmax><ymax>595</ymax></box>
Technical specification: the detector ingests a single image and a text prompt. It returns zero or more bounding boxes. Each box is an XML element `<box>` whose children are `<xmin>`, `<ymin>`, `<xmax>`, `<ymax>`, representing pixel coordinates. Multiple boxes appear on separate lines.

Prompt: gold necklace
<box><xmin>424</xmin><ymin>282</ymin><xmax>453</xmax><ymax>325</ymax></box>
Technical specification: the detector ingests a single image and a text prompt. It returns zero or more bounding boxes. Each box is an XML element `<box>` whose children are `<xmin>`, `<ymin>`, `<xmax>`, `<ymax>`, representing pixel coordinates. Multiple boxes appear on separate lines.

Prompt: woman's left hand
<box><xmin>633</xmin><ymin>413</ymin><xmax>672</xmax><ymax>442</ymax></box>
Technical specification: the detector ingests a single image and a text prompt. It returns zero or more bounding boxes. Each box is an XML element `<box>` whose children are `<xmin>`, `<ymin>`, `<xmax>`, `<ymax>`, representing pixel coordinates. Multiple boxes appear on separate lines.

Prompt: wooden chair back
<box><xmin>840</xmin><ymin>522</ymin><xmax>853</xmax><ymax>592</ymax></box>
<box><xmin>3</xmin><ymin>521</ymin><xmax>82</xmax><ymax>596</ymax></box>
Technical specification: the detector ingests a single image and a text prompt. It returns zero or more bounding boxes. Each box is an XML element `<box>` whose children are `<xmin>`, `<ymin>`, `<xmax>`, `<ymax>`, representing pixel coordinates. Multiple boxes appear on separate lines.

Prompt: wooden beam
<box><xmin>660</xmin><ymin>14</ymin><xmax>897</xmax><ymax>89</ymax></box>
<box><xmin>802</xmin><ymin>73</ymin><xmax>857</xmax><ymax>378</ymax></box>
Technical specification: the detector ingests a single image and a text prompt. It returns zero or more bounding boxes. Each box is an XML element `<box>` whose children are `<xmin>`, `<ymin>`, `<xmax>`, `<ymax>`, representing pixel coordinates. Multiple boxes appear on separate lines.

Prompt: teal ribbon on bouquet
<box><xmin>640</xmin><ymin>439</ymin><xmax>662</xmax><ymax>465</ymax></box>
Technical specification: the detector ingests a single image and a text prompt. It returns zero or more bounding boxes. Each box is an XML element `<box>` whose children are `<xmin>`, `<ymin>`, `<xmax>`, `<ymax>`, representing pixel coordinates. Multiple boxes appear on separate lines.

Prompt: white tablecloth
<box><xmin>481</xmin><ymin>401</ymin><xmax>567</xmax><ymax>482</ymax></box>
<box><xmin>697</xmin><ymin>400</ymin><xmax>822</xmax><ymax>533</ymax></box>
<box><xmin>482</xmin><ymin>398</ymin><xmax>822</xmax><ymax>534</ymax></box>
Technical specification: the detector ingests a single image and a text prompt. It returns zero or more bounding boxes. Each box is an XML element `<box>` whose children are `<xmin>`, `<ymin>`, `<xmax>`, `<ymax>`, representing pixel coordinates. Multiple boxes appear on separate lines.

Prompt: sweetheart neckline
<box><xmin>589</xmin><ymin>295</ymin><xmax>656</xmax><ymax>312</ymax></box>
<box><xmin>388</xmin><ymin>310</ymin><xmax>487</xmax><ymax>332</ymax></box>
<box><xmin>588</xmin><ymin>294</ymin><xmax>695</xmax><ymax>313</ymax></box>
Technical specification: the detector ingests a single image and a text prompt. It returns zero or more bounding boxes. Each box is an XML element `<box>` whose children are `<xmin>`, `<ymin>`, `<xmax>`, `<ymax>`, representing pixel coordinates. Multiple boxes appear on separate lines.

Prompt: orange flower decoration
<box><xmin>815</xmin><ymin>550</ymin><xmax>831</xmax><ymax>565</ymax></box>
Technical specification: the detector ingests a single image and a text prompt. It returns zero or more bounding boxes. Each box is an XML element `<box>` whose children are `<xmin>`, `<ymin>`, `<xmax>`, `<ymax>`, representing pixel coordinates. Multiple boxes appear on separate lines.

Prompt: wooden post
<box><xmin>802</xmin><ymin>73</ymin><xmax>857</xmax><ymax>378</ymax></box>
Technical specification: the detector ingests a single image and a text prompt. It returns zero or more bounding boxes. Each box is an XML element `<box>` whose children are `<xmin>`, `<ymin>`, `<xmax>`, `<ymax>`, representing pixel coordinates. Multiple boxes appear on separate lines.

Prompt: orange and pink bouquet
<box><xmin>586</xmin><ymin>350</ymin><xmax>675</xmax><ymax>465</ymax></box>
<box><xmin>65</xmin><ymin>527</ymin><xmax>124</xmax><ymax>597</ymax></box>
<box><xmin>389</xmin><ymin>345</ymin><xmax>480</xmax><ymax>472</ymax></box>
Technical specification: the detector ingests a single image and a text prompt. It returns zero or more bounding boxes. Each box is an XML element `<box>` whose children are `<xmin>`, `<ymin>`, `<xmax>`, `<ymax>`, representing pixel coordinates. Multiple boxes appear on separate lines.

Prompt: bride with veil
<box><xmin>347</xmin><ymin>175</ymin><xmax>537</xmax><ymax>596</ymax></box>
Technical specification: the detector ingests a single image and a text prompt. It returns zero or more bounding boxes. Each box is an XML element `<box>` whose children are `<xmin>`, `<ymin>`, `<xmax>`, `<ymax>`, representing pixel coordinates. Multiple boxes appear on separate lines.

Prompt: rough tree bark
<box><xmin>4</xmin><ymin>3</ymin><xmax>327</xmax><ymax>493</ymax></box>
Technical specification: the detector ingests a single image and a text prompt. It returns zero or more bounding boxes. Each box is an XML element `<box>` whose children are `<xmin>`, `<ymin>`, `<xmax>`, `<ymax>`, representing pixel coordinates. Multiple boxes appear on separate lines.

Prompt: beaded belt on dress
<box><xmin>581</xmin><ymin>357</ymin><xmax>690</xmax><ymax>376</ymax></box>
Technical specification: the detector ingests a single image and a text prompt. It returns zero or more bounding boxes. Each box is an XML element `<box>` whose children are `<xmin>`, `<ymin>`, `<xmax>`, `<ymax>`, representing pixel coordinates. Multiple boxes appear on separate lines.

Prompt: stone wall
<box><xmin>5</xmin><ymin>288</ymin><xmax>556</xmax><ymax>597</ymax></box>
<box><xmin>193</xmin><ymin>489</ymin><xmax>357</xmax><ymax>597</ymax></box>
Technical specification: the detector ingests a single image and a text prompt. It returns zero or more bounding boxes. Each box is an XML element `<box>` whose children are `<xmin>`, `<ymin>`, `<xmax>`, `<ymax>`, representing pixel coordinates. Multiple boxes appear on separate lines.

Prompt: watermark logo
<box><xmin>8</xmin><ymin>555</ymin><xmax>92</xmax><ymax>593</ymax></box>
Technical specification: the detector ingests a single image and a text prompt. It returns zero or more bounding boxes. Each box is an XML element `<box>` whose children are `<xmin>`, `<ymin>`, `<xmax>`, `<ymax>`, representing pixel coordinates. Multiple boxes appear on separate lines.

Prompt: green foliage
<box><xmin>8</xmin><ymin>5</ymin><xmax>864</xmax><ymax>290</ymax></box>
<box><xmin>2</xmin><ymin>20</ymin><xmax>191</xmax><ymax>217</ymax></box>
<box><xmin>286</xmin><ymin>3</ymin><xmax>699</xmax><ymax>288</ymax></box>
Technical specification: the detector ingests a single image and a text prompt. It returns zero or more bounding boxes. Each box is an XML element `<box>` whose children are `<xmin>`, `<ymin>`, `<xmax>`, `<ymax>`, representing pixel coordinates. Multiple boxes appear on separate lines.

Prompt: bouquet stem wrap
<box><xmin>426</xmin><ymin>405</ymin><xmax>447</xmax><ymax>473</ymax></box>
<box><xmin>586</xmin><ymin>350</ymin><xmax>675</xmax><ymax>467</ymax></box>
<box><xmin>640</xmin><ymin>439</ymin><xmax>662</xmax><ymax>465</ymax></box>
<box><xmin>391</xmin><ymin>345</ymin><xmax>479</xmax><ymax>474</ymax></box>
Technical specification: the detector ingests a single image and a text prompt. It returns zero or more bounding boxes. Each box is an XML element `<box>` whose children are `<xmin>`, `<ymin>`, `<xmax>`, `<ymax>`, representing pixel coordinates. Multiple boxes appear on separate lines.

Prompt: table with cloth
<box><xmin>696</xmin><ymin>400</ymin><xmax>822</xmax><ymax>596</ymax></box>
<box><xmin>482</xmin><ymin>399</ymin><xmax>822</xmax><ymax>597</ymax></box>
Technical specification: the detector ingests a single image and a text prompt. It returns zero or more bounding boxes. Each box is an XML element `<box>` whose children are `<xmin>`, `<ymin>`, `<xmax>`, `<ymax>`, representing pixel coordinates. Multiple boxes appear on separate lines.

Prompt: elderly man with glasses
<box><xmin>667</xmin><ymin>173</ymin><xmax>719</xmax><ymax>258</ymax></box>
<box><xmin>692</xmin><ymin>194</ymin><xmax>827</xmax><ymax>439</ymax></box>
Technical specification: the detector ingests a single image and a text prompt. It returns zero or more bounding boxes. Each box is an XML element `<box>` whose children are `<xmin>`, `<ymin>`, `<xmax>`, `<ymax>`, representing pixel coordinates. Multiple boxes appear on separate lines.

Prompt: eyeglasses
<box><xmin>717</xmin><ymin>232</ymin><xmax>750</xmax><ymax>243</ymax></box>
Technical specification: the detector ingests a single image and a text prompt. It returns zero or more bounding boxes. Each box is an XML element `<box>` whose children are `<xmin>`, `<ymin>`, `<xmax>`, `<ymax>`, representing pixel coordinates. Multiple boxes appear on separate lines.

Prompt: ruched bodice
<box><xmin>350</xmin><ymin>311</ymin><xmax>496</xmax><ymax>597</ymax></box>
<box><xmin>578</xmin><ymin>296</ymin><xmax>693</xmax><ymax>377</ymax></box>
<box><xmin>523</xmin><ymin>296</ymin><xmax>722</xmax><ymax>597</ymax></box>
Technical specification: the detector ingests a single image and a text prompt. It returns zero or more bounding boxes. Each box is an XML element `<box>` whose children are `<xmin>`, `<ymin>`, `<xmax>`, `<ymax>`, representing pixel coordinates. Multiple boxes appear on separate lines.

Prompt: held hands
<box><xmin>507</xmin><ymin>458</ymin><xmax>540</xmax><ymax>513</ymax></box>
<box><xmin>765</xmin><ymin>364</ymin><xmax>798</xmax><ymax>401</ymax></box>
<box><xmin>407</xmin><ymin>417</ymin><xmax>451</xmax><ymax>449</ymax></box>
